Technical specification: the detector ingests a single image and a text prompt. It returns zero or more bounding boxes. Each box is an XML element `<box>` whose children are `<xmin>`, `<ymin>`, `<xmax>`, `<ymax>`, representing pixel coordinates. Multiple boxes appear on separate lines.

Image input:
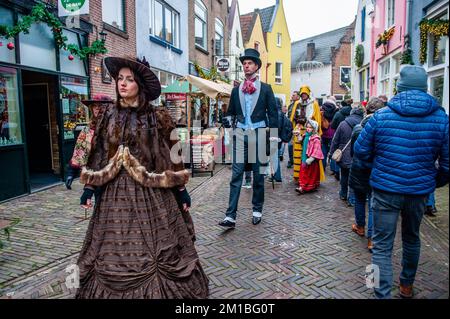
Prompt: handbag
<box><xmin>332</xmin><ymin>139</ymin><xmax>352</xmax><ymax>163</ymax></box>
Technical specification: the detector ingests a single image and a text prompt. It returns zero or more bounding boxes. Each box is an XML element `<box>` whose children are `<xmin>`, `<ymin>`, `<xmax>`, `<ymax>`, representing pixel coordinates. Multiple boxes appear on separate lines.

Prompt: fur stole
<box><xmin>80</xmin><ymin>145</ymin><xmax>189</xmax><ymax>187</ymax></box>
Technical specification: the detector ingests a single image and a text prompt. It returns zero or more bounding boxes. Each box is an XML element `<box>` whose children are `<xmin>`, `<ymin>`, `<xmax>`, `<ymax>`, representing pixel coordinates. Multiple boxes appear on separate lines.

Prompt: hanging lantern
<box><xmin>7</xmin><ymin>42</ymin><xmax>14</xmax><ymax>50</ymax></box>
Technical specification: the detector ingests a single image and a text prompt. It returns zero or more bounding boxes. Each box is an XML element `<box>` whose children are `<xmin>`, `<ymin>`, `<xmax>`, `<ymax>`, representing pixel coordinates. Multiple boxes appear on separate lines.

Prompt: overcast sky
<box><xmin>234</xmin><ymin>0</ymin><xmax>358</xmax><ymax>42</ymax></box>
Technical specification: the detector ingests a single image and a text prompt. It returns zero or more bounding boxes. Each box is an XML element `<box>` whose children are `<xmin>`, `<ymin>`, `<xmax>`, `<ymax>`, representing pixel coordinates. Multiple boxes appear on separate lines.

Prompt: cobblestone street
<box><xmin>0</xmin><ymin>164</ymin><xmax>448</xmax><ymax>299</ymax></box>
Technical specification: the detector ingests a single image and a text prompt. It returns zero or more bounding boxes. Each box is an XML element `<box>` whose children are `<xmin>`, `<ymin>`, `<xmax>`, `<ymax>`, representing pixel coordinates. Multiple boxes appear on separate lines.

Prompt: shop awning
<box><xmin>181</xmin><ymin>75</ymin><xmax>233</xmax><ymax>99</ymax></box>
<box><xmin>161</xmin><ymin>80</ymin><xmax>199</xmax><ymax>94</ymax></box>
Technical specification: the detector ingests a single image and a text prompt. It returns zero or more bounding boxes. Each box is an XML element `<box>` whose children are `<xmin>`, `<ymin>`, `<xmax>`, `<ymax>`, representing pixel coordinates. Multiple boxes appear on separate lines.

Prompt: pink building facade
<box><xmin>369</xmin><ymin>0</ymin><xmax>407</xmax><ymax>98</ymax></box>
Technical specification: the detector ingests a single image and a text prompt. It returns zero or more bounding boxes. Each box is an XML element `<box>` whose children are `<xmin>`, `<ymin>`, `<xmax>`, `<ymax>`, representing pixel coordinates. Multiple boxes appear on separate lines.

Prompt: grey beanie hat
<box><xmin>396</xmin><ymin>65</ymin><xmax>428</xmax><ymax>93</ymax></box>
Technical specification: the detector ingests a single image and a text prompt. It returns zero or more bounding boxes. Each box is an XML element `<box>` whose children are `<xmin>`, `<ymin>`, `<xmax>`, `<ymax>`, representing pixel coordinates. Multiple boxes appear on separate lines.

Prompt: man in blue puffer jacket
<box><xmin>354</xmin><ymin>65</ymin><xmax>449</xmax><ymax>299</ymax></box>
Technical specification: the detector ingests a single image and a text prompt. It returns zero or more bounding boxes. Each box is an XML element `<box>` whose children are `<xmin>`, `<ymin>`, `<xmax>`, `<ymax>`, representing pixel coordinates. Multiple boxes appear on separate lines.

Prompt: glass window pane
<box><xmin>173</xmin><ymin>12</ymin><xmax>179</xmax><ymax>48</ymax></box>
<box><xmin>0</xmin><ymin>67</ymin><xmax>22</xmax><ymax>145</ymax></box>
<box><xmin>430</xmin><ymin>35</ymin><xmax>447</xmax><ymax>66</ymax></box>
<box><xmin>154</xmin><ymin>1</ymin><xmax>163</xmax><ymax>38</ymax></box>
<box><xmin>165</xmin><ymin>8</ymin><xmax>173</xmax><ymax>43</ymax></box>
<box><xmin>195</xmin><ymin>1</ymin><xmax>206</xmax><ymax>21</ymax></box>
<box><xmin>61</xmin><ymin>76</ymin><xmax>89</xmax><ymax>140</ymax></box>
<box><xmin>19</xmin><ymin>20</ymin><xmax>57</xmax><ymax>71</ymax></box>
<box><xmin>195</xmin><ymin>18</ymin><xmax>205</xmax><ymax>48</ymax></box>
<box><xmin>431</xmin><ymin>76</ymin><xmax>444</xmax><ymax>106</ymax></box>
<box><xmin>0</xmin><ymin>7</ymin><xmax>15</xmax><ymax>64</ymax></box>
<box><xmin>102</xmin><ymin>0</ymin><xmax>124</xmax><ymax>30</ymax></box>
<box><xmin>60</xmin><ymin>30</ymin><xmax>86</xmax><ymax>76</ymax></box>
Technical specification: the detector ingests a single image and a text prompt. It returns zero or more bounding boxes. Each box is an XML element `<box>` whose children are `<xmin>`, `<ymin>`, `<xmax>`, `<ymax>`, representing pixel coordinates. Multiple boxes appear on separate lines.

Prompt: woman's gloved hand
<box><xmin>305</xmin><ymin>157</ymin><xmax>315</xmax><ymax>165</ymax></box>
<box><xmin>173</xmin><ymin>187</ymin><xmax>191</xmax><ymax>213</ymax></box>
<box><xmin>80</xmin><ymin>187</ymin><xmax>95</xmax><ymax>209</ymax></box>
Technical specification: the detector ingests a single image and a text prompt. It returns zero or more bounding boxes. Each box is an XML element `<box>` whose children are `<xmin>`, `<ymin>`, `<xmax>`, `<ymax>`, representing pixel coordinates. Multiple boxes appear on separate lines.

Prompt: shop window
<box><xmin>0</xmin><ymin>6</ymin><xmax>15</xmax><ymax>64</ymax></box>
<box><xmin>430</xmin><ymin>75</ymin><xmax>444</xmax><ymax>106</ymax></box>
<box><xmin>195</xmin><ymin>0</ymin><xmax>207</xmax><ymax>50</ymax></box>
<box><xmin>19</xmin><ymin>20</ymin><xmax>57</xmax><ymax>71</ymax></box>
<box><xmin>102</xmin><ymin>0</ymin><xmax>125</xmax><ymax>31</ymax></box>
<box><xmin>0</xmin><ymin>67</ymin><xmax>22</xmax><ymax>146</ymax></box>
<box><xmin>61</xmin><ymin>76</ymin><xmax>88</xmax><ymax>140</ymax></box>
<box><xmin>429</xmin><ymin>32</ymin><xmax>447</xmax><ymax>67</ymax></box>
<box><xmin>60</xmin><ymin>30</ymin><xmax>87</xmax><ymax>76</ymax></box>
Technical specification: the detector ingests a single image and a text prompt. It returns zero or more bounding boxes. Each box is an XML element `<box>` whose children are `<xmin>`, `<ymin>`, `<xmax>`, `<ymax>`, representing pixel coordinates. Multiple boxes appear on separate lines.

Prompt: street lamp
<box><xmin>99</xmin><ymin>30</ymin><xmax>107</xmax><ymax>42</ymax></box>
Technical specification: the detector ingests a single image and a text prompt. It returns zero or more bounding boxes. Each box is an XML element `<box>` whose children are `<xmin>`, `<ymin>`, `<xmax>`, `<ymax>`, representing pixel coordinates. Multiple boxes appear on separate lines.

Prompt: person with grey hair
<box><xmin>349</xmin><ymin>97</ymin><xmax>385</xmax><ymax>251</ymax></box>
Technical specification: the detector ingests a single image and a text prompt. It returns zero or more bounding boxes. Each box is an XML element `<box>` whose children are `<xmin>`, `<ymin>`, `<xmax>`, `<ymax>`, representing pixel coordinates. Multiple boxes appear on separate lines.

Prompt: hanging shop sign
<box><xmin>216</xmin><ymin>58</ymin><xmax>230</xmax><ymax>73</ymax></box>
<box><xmin>58</xmin><ymin>0</ymin><xmax>90</xmax><ymax>17</ymax></box>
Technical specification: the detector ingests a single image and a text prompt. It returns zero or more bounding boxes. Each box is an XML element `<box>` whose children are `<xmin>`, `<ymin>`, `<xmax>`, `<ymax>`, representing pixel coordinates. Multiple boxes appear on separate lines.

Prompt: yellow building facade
<box><xmin>260</xmin><ymin>0</ymin><xmax>291</xmax><ymax>105</ymax></box>
<box><xmin>240</xmin><ymin>12</ymin><xmax>268</xmax><ymax>83</ymax></box>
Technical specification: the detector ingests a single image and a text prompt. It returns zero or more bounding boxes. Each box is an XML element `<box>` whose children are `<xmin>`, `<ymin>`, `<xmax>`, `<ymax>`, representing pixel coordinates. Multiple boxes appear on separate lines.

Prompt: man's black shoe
<box><xmin>252</xmin><ymin>217</ymin><xmax>261</xmax><ymax>225</ymax></box>
<box><xmin>219</xmin><ymin>220</ymin><xmax>236</xmax><ymax>228</ymax></box>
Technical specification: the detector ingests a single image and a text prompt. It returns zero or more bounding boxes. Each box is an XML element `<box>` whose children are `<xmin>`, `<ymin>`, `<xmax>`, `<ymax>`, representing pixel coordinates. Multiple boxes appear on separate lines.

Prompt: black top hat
<box><xmin>104</xmin><ymin>56</ymin><xmax>161</xmax><ymax>101</ymax></box>
<box><xmin>239</xmin><ymin>48</ymin><xmax>262</xmax><ymax>69</ymax></box>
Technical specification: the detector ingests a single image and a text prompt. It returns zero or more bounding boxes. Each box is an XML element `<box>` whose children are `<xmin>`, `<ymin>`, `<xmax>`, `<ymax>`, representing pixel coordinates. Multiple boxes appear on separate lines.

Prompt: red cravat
<box><xmin>242</xmin><ymin>77</ymin><xmax>257</xmax><ymax>95</ymax></box>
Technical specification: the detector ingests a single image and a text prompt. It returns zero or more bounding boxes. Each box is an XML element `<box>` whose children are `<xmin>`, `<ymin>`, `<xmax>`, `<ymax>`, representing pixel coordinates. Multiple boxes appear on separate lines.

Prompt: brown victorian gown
<box><xmin>75</xmin><ymin>102</ymin><xmax>209</xmax><ymax>299</ymax></box>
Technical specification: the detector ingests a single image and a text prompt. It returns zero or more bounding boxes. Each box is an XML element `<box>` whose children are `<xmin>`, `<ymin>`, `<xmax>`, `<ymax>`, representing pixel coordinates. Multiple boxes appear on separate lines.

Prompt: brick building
<box><xmin>188</xmin><ymin>0</ymin><xmax>230</xmax><ymax>75</ymax></box>
<box><xmin>291</xmin><ymin>22</ymin><xmax>355</xmax><ymax>105</ymax></box>
<box><xmin>86</xmin><ymin>0</ymin><xmax>137</xmax><ymax>97</ymax></box>
<box><xmin>0</xmin><ymin>0</ymin><xmax>137</xmax><ymax>202</ymax></box>
<box><xmin>331</xmin><ymin>20</ymin><xmax>355</xmax><ymax>98</ymax></box>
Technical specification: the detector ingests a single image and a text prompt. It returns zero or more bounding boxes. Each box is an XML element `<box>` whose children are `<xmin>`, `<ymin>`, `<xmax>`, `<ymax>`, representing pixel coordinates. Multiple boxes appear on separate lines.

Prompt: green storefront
<box><xmin>0</xmin><ymin>2</ymin><xmax>93</xmax><ymax>202</ymax></box>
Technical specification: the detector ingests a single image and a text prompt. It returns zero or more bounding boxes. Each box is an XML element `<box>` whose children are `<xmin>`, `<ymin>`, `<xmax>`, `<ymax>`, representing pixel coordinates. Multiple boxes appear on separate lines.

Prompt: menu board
<box><xmin>165</xmin><ymin>93</ymin><xmax>187</xmax><ymax>127</ymax></box>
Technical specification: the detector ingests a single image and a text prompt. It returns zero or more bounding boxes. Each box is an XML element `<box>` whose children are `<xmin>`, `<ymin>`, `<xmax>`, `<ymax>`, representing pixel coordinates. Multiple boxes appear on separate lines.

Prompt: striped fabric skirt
<box><xmin>75</xmin><ymin>169</ymin><xmax>209</xmax><ymax>299</ymax></box>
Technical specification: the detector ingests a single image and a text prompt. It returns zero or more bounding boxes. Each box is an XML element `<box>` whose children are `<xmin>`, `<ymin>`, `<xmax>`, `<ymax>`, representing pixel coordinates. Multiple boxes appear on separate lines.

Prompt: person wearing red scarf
<box><xmin>219</xmin><ymin>48</ymin><xmax>278</xmax><ymax>229</ymax></box>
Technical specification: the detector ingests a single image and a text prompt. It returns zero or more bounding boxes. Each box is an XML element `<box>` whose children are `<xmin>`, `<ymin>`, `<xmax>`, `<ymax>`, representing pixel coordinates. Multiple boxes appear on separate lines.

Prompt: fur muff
<box><xmin>122</xmin><ymin>146</ymin><xmax>189</xmax><ymax>187</ymax></box>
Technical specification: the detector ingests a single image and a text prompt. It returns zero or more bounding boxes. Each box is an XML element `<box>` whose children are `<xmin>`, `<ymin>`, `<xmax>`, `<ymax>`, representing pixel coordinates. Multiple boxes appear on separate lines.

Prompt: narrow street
<box><xmin>0</xmin><ymin>164</ymin><xmax>448</xmax><ymax>299</ymax></box>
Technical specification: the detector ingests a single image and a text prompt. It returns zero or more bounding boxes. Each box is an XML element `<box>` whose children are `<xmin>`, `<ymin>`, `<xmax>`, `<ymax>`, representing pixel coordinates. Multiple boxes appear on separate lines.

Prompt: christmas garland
<box><xmin>375</xmin><ymin>26</ymin><xmax>395</xmax><ymax>49</ymax></box>
<box><xmin>354</xmin><ymin>44</ymin><xmax>364</xmax><ymax>68</ymax></box>
<box><xmin>193</xmin><ymin>61</ymin><xmax>230</xmax><ymax>84</ymax></box>
<box><xmin>400</xmin><ymin>48</ymin><xmax>414</xmax><ymax>65</ymax></box>
<box><xmin>419</xmin><ymin>19</ymin><xmax>449</xmax><ymax>64</ymax></box>
<box><xmin>0</xmin><ymin>3</ymin><xmax>107</xmax><ymax>60</ymax></box>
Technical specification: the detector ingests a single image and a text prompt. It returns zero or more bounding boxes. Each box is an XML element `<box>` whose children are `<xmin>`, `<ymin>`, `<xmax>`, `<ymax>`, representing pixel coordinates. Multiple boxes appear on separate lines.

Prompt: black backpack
<box><xmin>279</xmin><ymin>114</ymin><xmax>293</xmax><ymax>143</ymax></box>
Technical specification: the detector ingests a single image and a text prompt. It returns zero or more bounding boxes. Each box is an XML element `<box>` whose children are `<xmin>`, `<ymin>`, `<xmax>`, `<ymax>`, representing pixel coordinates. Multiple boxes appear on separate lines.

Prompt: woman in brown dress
<box><xmin>75</xmin><ymin>56</ymin><xmax>209</xmax><ymax>299</ymax></box>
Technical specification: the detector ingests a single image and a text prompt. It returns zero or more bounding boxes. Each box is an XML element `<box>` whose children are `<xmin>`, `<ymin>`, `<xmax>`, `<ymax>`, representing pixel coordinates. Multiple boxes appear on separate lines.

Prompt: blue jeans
<box><xmin>330</xmin><ymin>160</ymin><xmax>340</xmax><ymax>174</ymax></box>
<box><xmin>322</xmin><ymin>139</ymin><xmax>330</xmax><ymax>170</ymax></box>
<box><xmin>354</xmin><ymin>190</ymin><xmax>373</xmax><ymax>238</ymax></box>
<box><xmin>426</xmin><ymin>192</ymin><xmax>435</xmax><ymax>208</ymax></box>
<box><xmin>371</xmin><ymin>189</ymin><xmax>427</xmax><ymax>299</ymax></box>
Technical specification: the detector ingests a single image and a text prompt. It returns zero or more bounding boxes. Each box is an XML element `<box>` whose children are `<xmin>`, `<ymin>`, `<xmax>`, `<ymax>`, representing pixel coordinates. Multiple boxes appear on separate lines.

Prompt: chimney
<box><xmin>306</xmin><ymin>41</ymin><xmax>315</xmax><ymax>61</ymax></box>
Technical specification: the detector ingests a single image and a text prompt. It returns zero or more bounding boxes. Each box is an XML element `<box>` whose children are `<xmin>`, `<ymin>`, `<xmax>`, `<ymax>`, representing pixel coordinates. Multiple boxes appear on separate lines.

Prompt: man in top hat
<box><xmin>219</xmin><ymin>48</ymin><xmax>278</xmax><ymax>228</ymax></box>
<box><xmin>65</xmin><ymin>94</ymin><xmax>114</xmax><ymax>194</ymax></box>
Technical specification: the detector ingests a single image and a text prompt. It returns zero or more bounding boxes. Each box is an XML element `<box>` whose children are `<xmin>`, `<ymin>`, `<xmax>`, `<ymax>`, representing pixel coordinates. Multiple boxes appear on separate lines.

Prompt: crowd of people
<box><xmin>66</xmin><ymin>46</ymin><xmax>448</xmax><ymax>300</ymax></box>
<box><xmin>224</xmin><ymin>60</ymin><xmax>448</xmax><ymax>299</ymax></box>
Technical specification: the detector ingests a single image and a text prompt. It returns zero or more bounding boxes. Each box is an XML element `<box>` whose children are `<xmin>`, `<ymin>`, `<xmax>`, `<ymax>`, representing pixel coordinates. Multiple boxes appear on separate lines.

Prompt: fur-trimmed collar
<box><xmin>119</xmin><ymin>98</ymin><xmax>139</xmax><ymax>108</ymax></box>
